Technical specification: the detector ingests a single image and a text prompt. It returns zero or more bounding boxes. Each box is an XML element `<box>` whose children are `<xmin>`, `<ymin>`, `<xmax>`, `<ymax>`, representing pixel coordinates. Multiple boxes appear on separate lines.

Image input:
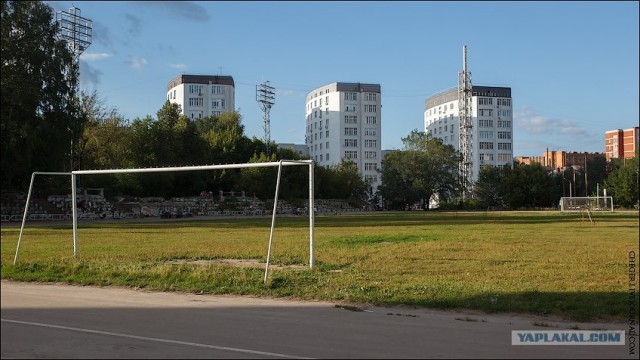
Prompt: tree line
<box><xmin>2</xmin><ymin>1</ymin><xmax>637</xmax><ymax>209</ymax></box>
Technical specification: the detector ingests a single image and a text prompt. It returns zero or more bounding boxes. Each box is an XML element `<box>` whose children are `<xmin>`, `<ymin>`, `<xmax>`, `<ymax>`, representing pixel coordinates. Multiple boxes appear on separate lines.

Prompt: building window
<box><xmin>344</xmin><ymin>115</ymin><xmax>358</xmax><ymax>124</ymax></box>
<box><xmin>498</xmin><ymin>131</ymin><xmax>512</xmax><ymax>139</ymax></box>
<box><xmin>344</xmin><ymin>151</ymin><xmax>358</xmax><ymax>159</ymax></box>
<box><xmin>212</xmin><ymin>85</ymin><xmax>224</xmax><ymax>95</ymax></box>
<box><xmin>498</xmin><ymin>153</ymin><xmax>511</xmax><ymax>162</ymax></box>
<box><xmin>364</xmin><ymin>104</ymin><xmax>377</xmax><ymax>113</ymax></box>
<box><xmin>344</xmin><ymin>92</ymin><xmax>357</xmax><ymax>101</ymax></box>
<box><xmin>479</xmin><ymin>109</ymin><xmax>493</xmax><ymax>117</ymax></box>
<box><xmin>326</xmin><ymin>142</ymin><xmax>329</xmax><ymax>149</ymax></box>
<box><xmin>478</xmin><ymin>97</ymin><xmax>494</xmax><ymax>106</ymax></box>
<box><xmin>498</xmin><ymin>142</ymin><xmax>512</xmax><ymax>150</ymax></box>
<box><xmin>498</xmin><ymin>120</ymin><xmax>511</xmax><ymax>128</ymax></box>
<box><xmin>326</xmin><ymin>153</ymin><xmax>330</xmax><ymax>161</ymax></box>
<box><xmin>365</xmin><ymin>93</ymin><xmax>377</xmax><ymax>101</ymax></box>
<box><xmin>189</xmin><ymin>98</ymin><xmax>203</xmax><ymax>107</ymax></box>
<box><xmin>479</xmin><ymin>153</ymin><xmax>494</xmax><ymax>161</ymax></box>
<box><xmin>479</xmin><ymin>141</ymin><xmax>494</xmax><ymax>150</ymax></box>
<box><xmin>365</xmin><ymin>128</ymin><xmax>377</xmax><ymax>136</ymax></box>
<box><xmin>479</xmin><ymin>131</ymin><xmax>493</xmax><ymax>139</ymax></box>
<box><xmin>365</xmin><ymin>116</ymin><xmax>377</xmax><ymax>125</ymax></box>
<box><xmin>326</xmin><ymin>130</ymin><xmax>329</xmax><ymax>138</ymax></box>
<box><xmin>345</xmin><ymin>105</ymin><xmax>357</xmax><ymax>112</ymax></box>
<box><xmin>365</xmin><ymin>163</ymin><xmax>376</xmax><ymax>171</ymax></box>
<box><xmin>345</xmin><ymin>127</ymin><xmax>358</xmax><ymax>136</ymax></box>
<box><xmin>364</xmin><ymin>139</ymin><xmax>377</xmax><ymax>148</ymax></box>
<box><xmin>364</xmin><ymin>151</ymin><xmax>377</xmax><ymax>159</ymax></box>
<box><xmin>344</xmin><ymin>139</ymin><xmax>358</xmax><ymax>147</ymax></box>
<box><xmin>479</xmin><ymin>120</ymin><xmax>493</xmax><ymax>127</ymax></box>
<box><xmin>497</xmin><ymin>98</ymin><xmax>511</xmax><ymax>106</ymax></box>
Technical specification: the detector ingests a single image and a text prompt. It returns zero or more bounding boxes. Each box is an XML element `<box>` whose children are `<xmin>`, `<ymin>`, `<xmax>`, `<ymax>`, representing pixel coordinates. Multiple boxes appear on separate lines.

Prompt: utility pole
<box><xmin>256</xmin><ymin>81</ymin><xmax>275</xmax><ymax>156</ymax></box>
<box><xmin>584</xmin><ymin>154</ymin><xmax>588</xmax><ymax>196</ymax></box>
<box><xmin>458</xmin><ymin>45</ymin><xmax>473</xmax><ymax>200</ymax></box>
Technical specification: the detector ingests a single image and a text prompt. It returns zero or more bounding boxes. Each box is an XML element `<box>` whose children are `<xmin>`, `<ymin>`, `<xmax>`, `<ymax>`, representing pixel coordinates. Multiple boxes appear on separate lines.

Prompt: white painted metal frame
<box><xmin>14</xmin><ymin>161</ymin><xmax>315</xmax><ymax>281</ymax></box>
<box><xmin>13</xmin><ymin>172</ymin><xmax>72</xmax><ymax>265</ymax></box>
<box><xmin>559</xmin><ymin>196</ymin><xmax>614</xmax><ymax>212</ymax></box>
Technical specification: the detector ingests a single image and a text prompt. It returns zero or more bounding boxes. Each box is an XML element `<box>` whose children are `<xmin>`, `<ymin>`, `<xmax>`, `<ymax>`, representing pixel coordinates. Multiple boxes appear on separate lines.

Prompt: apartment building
<box><xmin>166</xmin><ymin>74</ymin><xmax>235</xmax><ymax>119</ymax></box>
<box><xmin>605</xmin><ymin>127</ymin><xmax>639</xmax><ymax>160</ymax></box>
<box><xmin>305</xmin><ymin>82</ymin><xmax>382</xmax><ymax>190</ymax></box>
<box><xmin>424</xmin><ymin>85</ymin><xmax>513</xmax><ymax>183</ymax></box>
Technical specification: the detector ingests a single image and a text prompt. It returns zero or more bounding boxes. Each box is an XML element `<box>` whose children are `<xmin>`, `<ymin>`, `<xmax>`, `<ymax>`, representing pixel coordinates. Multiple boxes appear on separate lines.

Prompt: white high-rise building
<box><xmin>424</xmin><ymin>85</ymin><xmax>513</xmax><ymax>183</ymax></box>
<box><xmin>166</xmin><ymin>74</ymin><xmax>235</xmax><ymax>119</ymax></box>
<box><xmin>306</xmin><ymin>82</ymin><xmax>382</xmax><ymax>190</ymax></box>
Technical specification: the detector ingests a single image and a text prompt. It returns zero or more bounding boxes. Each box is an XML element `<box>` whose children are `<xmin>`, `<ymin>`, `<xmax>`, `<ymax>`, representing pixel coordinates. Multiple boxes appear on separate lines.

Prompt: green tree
<box><xmin>474</xmin><ymin>164</ymin><xmax>505</xmax><ymax>209</ymax></box>
<box><xmin>377</xmin><ymin>150</ymin><xmax>417</xmax><ymax>209</ymax></box>
<box><xmin>378</xmin><ymin>130</ymin><xmax>460</xmax><ymax>210</ymax></box>
<box><xmin>1</xmin><ymin>0</ymin><xmax>81</xmax><ymax>188</ymax></box>
<box><xmin>605</xmin><ymin>154</ymin><xmax>639</xmax><ymax>208</ymax></box>
<box><xmin>500</xmin><ymin>162</ymin><xmax>557</xmax><ymax>209</ymax></box>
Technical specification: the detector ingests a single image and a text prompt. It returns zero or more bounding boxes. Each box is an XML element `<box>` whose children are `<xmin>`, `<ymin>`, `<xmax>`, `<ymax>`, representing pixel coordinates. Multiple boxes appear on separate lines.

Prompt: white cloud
<box><xmin>80</xmin><ymin>52</ymin><xmax>112</xmax><ymax>62</ymax></box>
<box><xmin>79</xmin><ymin>61</ymin><xmax>103</xmax><ymax>88</ymax></box>
<box><xmin>515</xmin><ymin>106</ymin><xmax>587</xmax><ymax>136</ymax></box>
<box><xmin>127</xmin><ymin>56</ymin><xmax>148</xmax><ymax>70</ymax></box>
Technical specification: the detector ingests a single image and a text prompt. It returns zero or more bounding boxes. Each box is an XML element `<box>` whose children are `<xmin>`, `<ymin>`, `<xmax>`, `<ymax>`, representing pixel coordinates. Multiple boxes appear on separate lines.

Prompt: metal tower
<box><xmin>55</xmin><ymin>7</ymin><xmax>92</xmax><ymax>60</ymax></box>
<box><xmin>256</xmin><ymin>81</ymin><xmax>276</xmax><ymax>156</ymax></box>
<box><xmin>55</xmin><ymin>6</ymin><xmax>92</xmax><ymax>172</ymax></box>
<box><xmin>458</xmin><ymin>45</ymin><xmax>473</xmax><ymax>200</ymax></box>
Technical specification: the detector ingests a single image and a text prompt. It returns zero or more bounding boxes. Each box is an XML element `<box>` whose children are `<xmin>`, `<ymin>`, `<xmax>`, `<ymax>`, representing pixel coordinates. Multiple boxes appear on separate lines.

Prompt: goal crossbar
<box><xmin>14</xmin><ymin>160</ymin><xmax>316</xmax><ymax>278</ymax></box>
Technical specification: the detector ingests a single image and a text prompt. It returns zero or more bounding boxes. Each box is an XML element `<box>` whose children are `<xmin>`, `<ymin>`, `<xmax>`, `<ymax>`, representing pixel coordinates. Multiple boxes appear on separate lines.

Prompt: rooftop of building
<box><xmin>425</xmin><ymin>85</ymin><xmax>512</xmax><ymax>109</ymax></box>
<box><xmin>167</xmin><ymin>74</ymin><xmax>235</xmax><ymax>91</ymax></box>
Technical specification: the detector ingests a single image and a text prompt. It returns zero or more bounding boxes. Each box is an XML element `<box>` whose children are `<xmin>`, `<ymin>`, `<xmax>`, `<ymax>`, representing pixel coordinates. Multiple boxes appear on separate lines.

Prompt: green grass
<box><xmin>2</xmin><ymin>211</ymin><xmax>638</xmax><ymax>322</ymax></box>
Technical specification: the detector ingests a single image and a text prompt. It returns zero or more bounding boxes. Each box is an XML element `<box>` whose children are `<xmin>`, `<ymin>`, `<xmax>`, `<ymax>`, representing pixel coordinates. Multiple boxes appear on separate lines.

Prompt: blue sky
<box><xmin>47</xmin><ymin>1</ymin><xmax>639</xmax><ymax>156</ymax></box>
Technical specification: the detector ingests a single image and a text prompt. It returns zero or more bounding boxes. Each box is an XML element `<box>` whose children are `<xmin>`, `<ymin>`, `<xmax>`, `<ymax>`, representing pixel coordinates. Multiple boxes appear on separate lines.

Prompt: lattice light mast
<box><xmin>56</xmin><ymin>6</ymin><xmax>92</xmax><ymax>61</ymax></box>
<box><xmin>458</xmin><ymin>45</ymin><xmax>473</xmax><ymax>200</ymax></box>
<box><xmin>55</xmin><ymin>6</ymin><xmax>92</xmax><ymax>172</ymax></box>
<box><xmin>256</xmin><ymin>81</ymin><xmax>276</xmax><ymax>156</ymax></box>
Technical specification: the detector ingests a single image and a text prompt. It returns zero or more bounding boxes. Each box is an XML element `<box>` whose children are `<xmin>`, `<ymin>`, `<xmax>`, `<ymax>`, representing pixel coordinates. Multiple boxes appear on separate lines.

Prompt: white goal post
<box><xmin>13</xmin><ymin>160</ymin><xmax>315</xmax><ymax>281</ymax></box>
<box><xmin>559</xmin><ymin>196</ymin><xmax>614</xmax><ymax>212</ymax></box>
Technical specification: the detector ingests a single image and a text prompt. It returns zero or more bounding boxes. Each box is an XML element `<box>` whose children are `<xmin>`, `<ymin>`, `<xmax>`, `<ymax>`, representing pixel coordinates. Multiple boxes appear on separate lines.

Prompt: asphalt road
<box><xmin>1</xmin><ymin>281</ymin><xmax>633</xmax><ymax>359</ymax></box>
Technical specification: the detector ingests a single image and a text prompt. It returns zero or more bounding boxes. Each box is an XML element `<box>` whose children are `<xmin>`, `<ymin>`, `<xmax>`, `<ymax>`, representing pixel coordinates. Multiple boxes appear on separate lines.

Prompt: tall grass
<box><xmin>2</xmin><ymin>211</ymin><xmax>638</xmax><ymax>322</ymax></box>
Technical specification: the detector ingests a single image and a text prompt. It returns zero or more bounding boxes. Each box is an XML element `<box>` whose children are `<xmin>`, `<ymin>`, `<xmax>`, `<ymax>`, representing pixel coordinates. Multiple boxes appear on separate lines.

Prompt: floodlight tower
<box><xmin>458</xmin><ymin>45</ymin><xmax>473</xmax><ymax>200</ymax></box>
<box><xmin>56</xmin><ymin>6</ymin><xmax>92</xmax><ymax>61</ymax></box>
<box><xmin>256</xmin><ymin>81</ymin><xmax>276</xmax><ymax>156</ymax></box>
<box><xmin>55</xmin><ymin>6</ymin><xmax>92</xmax><ymax>172</ymax></box>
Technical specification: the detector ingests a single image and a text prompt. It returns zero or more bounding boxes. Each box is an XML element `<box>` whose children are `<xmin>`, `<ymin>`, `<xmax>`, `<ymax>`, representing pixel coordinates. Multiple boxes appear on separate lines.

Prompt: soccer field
<box><xmin>1</xmin><ymin>211</ymin><xmax>638</xmax><ymax>322</ymax></box>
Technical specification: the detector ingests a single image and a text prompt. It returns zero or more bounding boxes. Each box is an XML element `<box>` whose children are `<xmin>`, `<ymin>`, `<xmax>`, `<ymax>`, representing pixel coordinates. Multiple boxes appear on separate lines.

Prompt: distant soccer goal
<box><xmin>13</xmin><ymin>160</ymin><xmax>315</xmax><ymax>282</ymax></box>
<box><xmin>559</xmin><ymin>196</ymin><xmax>614</xmax><ymax>212</ymax></box>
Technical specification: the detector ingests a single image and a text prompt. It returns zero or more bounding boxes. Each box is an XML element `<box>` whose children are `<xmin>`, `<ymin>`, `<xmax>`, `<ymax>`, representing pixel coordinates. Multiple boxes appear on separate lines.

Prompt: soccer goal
<box><xmin>13</xmin><ymin>160</ymin><xmax>315</xmax><ymax>282</ymax></box>
<box><xmin>559</xmin><ymin>196</ymin><xmax>614</xmax><ymax>212</ymax></box>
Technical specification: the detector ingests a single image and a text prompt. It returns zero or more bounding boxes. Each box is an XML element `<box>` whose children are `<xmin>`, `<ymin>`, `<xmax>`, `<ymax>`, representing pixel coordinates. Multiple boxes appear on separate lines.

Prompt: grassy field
<box><xmin>1</xmin><ymin>211</ymin><xmax>638</xmax><ymax>322</ymax></box>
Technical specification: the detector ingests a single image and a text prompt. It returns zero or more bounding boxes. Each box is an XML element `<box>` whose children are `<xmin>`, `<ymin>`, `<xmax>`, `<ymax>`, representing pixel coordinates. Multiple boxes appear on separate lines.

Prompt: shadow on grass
<box><xmin>391</xmin><ymin>290</ymin><xmax>636</xmax><ymax>323</ymax></box>
<box><xmin>2</xmin><ymin>261</ymin><xmax>636</xmax><ymax>323</ymax></box>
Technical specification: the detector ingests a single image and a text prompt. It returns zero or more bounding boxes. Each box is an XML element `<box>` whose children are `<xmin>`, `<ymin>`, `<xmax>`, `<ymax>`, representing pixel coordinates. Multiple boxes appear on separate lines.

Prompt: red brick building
<box><xmin>605</xmin><ymin>127</ymin><xmax>639</xmax><ymax>161</ymax></box>
<box><xmin>515</xmin><ymin>150</ymin><xmax>603</xmax><ymax>171</ymax></box>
